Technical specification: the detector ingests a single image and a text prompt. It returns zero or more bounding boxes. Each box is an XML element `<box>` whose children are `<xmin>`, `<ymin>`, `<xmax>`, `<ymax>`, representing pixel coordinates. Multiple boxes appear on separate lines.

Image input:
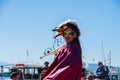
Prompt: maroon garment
<box><xmin>43</xmin><ymin>42</ymin><xmax>82</xmax><ymax>80</ymax></box>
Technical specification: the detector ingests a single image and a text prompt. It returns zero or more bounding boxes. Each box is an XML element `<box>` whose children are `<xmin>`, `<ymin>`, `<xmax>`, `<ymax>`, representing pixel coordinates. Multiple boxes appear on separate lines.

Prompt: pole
<box><xmin>27</xmin><ymin>50</ymin><xmax>29</xmax><ymax>64</ymax></box>
<box><xmin>101</xmin><ymin>41</ymin><xmax>105</xmax><ymax>65</ymax></box>
<box><xmin>109</xmin><ymin>51</ymin><xmax>112</xmax><ymax>80</ymax></box>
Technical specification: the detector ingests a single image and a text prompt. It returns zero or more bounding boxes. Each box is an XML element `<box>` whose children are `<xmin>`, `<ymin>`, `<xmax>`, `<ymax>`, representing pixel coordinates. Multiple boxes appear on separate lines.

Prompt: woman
<box><xmin>43</xmin><ymin>19</ymin><xmax>82</xmax><ymax>80</ymax></box>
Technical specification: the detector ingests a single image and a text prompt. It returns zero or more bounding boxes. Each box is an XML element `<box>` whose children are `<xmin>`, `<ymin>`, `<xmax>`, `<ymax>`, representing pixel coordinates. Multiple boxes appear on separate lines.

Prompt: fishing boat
<box><xmin>1</xmin><ymin>67</ymin><xmax>10</xmax><ymax>77</ymax></box>
<box><xmin>110</xmin><ymin>70</ymin><xmax>119</xmax><ymax>80</ymax></box>
<box><xmin>11</xmin><ymin>63</ymin><xmax>42</xmax><ymax>80</ymax></box>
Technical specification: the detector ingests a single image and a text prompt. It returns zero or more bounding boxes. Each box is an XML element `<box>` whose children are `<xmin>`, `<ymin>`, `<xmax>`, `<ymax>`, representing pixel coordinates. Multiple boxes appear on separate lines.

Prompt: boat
<box><xmin>11</xmin><ymin>63</ymin><xmax>42</xmax><ymax>80</ymax></box>
<box><xmin>110</xmin><ymin>70</ymin><xmax>119</xmax><ymax>80</ymax></box>
<box><xmin>0</xmin><ymin>67</ymin><xmax>11</xmax><ymax>77</ymax></box>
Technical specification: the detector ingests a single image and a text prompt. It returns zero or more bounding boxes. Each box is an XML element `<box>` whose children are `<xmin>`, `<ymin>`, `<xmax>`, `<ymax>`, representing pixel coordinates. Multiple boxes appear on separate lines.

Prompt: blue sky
<box><xmin>0</xmin><ymin>0</ymin><xmax>120</xmax><ymax>66</ymax></box>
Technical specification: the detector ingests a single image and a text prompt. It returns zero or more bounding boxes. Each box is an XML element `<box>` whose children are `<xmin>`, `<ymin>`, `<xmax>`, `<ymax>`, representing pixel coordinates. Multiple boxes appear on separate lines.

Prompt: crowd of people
<box><xmin>10</xmin><ymin>61</ymin><xmax>110</xmax><ymax>80</ymax></box>
<box><xmin>40</xmin><ymin>61</ymin><xmax>110</xmax><ymax>80</ymax></box>
<box><xmin>81</xmin><ymin>61</ymin><xmax>110</xmax><ymax>80</ymax></box>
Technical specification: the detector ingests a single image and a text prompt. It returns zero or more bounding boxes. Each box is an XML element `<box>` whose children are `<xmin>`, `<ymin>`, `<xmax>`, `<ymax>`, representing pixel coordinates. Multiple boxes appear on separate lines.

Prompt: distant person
<box><xmin>87</xmin><ymin>72</ymin><xmax>97</xmax><ymax>80</ymax></box>
<box><xmin>40</xmin><ymin>61</ymin><xmax>50</xmax><ymax>80</ymax></box>
<box><xmin>42</xmin><ymin>61</ymin><xmax>50</xmax><ymax>70</ymax></box>
<box><xmin>10</xmin><ymin>72</ymin><xmax>19</xmax><ymax>80</ymax></box>
<box><xmin>81</xmin><ymin>68</ymin><xmax>88</xmax><ymax>80</ymax></box>
<box><xmin>18</xmin><ymin>70</ymin><xmax>23</xmax><ymax>80</ymax></box>
<box><xmin>43</xmin><ymin>19</ymin><xmax>82</xmax><ymax>80</ymax></box>
<box><xmin>96</xmin><ymin>61</ymin><xmax>110</xmax><ymax>80</ymax></box>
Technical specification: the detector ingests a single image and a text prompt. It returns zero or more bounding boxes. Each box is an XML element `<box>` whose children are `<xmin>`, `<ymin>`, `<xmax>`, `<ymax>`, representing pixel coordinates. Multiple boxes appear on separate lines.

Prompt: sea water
<box><xmin>0</xmin><ymin>77</ymin><xmax>10</xmax><ymax>80</ymax></box>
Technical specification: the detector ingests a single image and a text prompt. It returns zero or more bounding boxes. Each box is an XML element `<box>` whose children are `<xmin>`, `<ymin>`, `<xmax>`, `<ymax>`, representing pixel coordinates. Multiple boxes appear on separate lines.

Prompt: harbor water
<box><xmin>0</xmin><ymin>77</ymin><xmax>10</xmax><ymax>80</ymax></box>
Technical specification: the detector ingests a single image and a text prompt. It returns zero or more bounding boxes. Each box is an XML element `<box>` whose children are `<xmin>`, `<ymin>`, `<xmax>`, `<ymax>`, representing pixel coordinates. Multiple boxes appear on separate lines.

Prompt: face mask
<box><xmin>64</xmin><ymin>31</ymin><xmax>75</xmax><ymax>37</ymax></box>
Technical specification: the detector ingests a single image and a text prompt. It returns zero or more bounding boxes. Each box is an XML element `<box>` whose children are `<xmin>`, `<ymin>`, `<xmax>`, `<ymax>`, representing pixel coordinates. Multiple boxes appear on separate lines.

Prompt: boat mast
<box><xmin>27</xmin><ymin>50</ymin><xmax>29</xmax><ymax>64</ymax></box>
<box><xmin>101</xmin><ymin>40</ymin><xmax>106</xmax><ymax>65</ymax></box>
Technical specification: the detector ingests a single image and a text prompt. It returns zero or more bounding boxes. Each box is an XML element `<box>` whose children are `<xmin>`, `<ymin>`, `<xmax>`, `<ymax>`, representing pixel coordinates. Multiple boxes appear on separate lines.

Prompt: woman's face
<box><xmin>63</xmin><ymin>27</ymin><xmax>77</xmax><ymax>44</ymax></box>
